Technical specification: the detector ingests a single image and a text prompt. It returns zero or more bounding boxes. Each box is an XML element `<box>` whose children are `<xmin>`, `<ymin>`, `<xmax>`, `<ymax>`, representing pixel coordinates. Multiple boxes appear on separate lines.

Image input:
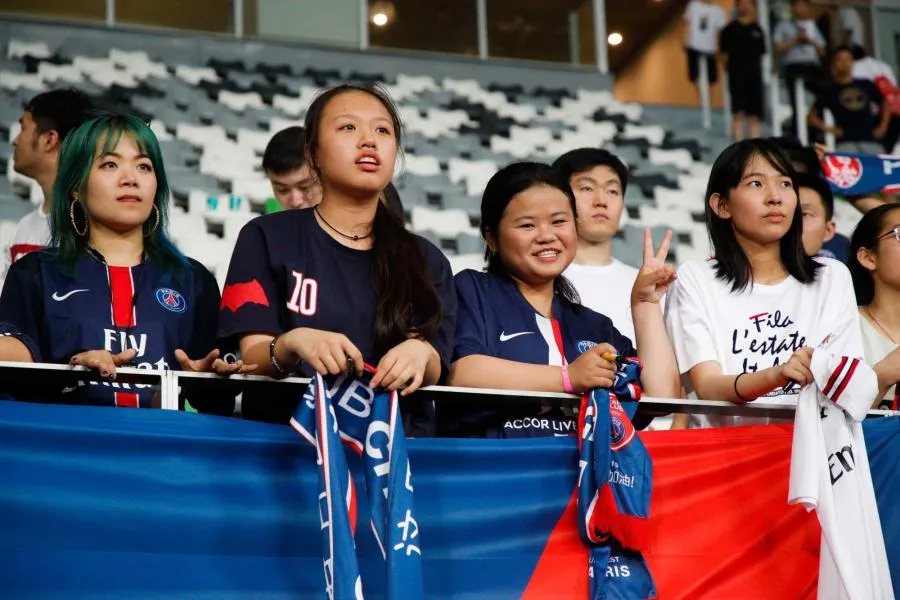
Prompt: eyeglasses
<box><xmin>877</xmin><ymin>226</ymin><xmax>900</xmax><ymax>243</ymax></box>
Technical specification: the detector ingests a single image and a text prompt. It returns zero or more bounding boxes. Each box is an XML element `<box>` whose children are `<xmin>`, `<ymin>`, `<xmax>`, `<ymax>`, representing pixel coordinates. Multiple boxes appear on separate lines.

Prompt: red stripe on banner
<box><xmin>831</xmin><ymin>358</ymin><xmax>859</xmax><ymax>406</ymax></box>
<box><xmin>523</xmin><ymin>425</ymin><xmax>820</xmax><ymax>599</ymax></box>
<box><xmin>522</xmin><ymin>491</ymin><xmax>590</xmax><ymax>600</ymax></box>
<box><xmin>108</xmin><ymin>266</ymin><xmax>135</xmax><ymax>328</ymax></box>
<box><xmin>823</xmin><ymin>356</ymin><xmax>848</xmax><ymax>396</ymax></box>
<box><xmin>114</xmin><ymin>392</ymin><xmax>139</xmax><ymax>408</ymax></box>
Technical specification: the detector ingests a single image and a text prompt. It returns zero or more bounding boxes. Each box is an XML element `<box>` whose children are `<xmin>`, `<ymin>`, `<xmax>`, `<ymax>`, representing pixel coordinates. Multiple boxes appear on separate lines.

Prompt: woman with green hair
<box><xmin>0</xmin><ymin>112</ymin><xmax>248</xmax><ymax>410</ymax></box>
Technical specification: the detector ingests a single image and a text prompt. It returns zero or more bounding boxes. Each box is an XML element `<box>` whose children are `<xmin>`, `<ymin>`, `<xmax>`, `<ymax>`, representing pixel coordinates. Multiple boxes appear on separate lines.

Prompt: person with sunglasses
<box><xmin>848</xmin><ymin>203</ymin><xmax>900</xmax><ymax>407</ymax></box>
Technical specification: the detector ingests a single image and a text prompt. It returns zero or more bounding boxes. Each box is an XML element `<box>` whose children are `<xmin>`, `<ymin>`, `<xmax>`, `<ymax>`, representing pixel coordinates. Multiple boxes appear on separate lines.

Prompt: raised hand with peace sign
<box><xmin>631</xmin><ymin>228</ymin><xmax>677</xmax><ymax>306</ymax></box>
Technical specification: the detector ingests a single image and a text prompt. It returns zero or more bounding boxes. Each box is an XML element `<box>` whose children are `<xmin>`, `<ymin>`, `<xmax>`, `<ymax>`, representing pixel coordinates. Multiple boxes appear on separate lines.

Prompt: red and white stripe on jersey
<box><xmin>822</xmin><ymin>355</ymin><xmax>861</xmax><ymax>407</ymax></box>
<box><xmin>107</xmin><ymin>266</ymin><xmax>138</xmax><ymax>408</ymax></box>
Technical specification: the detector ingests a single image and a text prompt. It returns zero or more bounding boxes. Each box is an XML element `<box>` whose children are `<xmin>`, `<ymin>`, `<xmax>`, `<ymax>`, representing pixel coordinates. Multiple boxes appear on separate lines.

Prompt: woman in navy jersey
<box><xmin>0</xmin><ymin>112</ymin><xmax>244</xmax><ymax>411</ymax></box>
<box><xmin>219</xmin><ymin>84</ymin><xmax>456</xmax><ymax>425</ymax></box>
<box><xmin>446</xmin><ymin>162</ymin><xmax>679</xmax><ymax>437</ymax></box>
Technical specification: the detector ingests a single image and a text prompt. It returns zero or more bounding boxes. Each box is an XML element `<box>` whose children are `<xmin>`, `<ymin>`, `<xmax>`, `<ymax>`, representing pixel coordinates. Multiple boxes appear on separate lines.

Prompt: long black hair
<box><xmin>705</xmin><ymin>139</ymin><xmax>821</xmax><ymax>292</ymax></box>
<box><xmin>480</xmin><ymin>161</ymin><xmax>581</xmax><ymax>306</ymax></box>
<box><xmin>303</xmin><ymin>83</ymin><xmax>442</xmax><ymax>356</ymax></box>
<box><xmin>848</xmin><ymin>203</ymin><xmax>900</xmax><ymax>306</ymax></box>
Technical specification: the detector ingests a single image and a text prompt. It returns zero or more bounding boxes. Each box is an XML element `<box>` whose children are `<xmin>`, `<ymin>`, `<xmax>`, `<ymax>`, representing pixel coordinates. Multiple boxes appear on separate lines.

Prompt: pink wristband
<box><xmin>561</xmin><ymin>363</ymin><xmax>574</xmax><ymax>394</ymax></box>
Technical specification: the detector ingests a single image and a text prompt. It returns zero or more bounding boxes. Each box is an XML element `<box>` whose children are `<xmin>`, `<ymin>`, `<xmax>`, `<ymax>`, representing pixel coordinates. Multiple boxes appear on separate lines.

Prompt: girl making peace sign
<box><xmin>446</xmin><ymin>162</ymin><xmax>680</xmax><ymax>437</ymax></box>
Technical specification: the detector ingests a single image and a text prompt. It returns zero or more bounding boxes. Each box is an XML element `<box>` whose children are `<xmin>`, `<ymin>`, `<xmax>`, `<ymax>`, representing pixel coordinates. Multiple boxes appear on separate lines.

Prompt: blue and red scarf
<box><xmin>577</xmin><ymin>357</ymin><xmax>656</xmax><ymax>599</ymax></box>
<box><xmin>290</xmin><ymin>369</ymin><xmax>422</xmax><ymax>600</ymax></box>
<box><xmin>822</xmin><ymin>152</ymin><xmax>900</xmax><ymax>196</ymax></box>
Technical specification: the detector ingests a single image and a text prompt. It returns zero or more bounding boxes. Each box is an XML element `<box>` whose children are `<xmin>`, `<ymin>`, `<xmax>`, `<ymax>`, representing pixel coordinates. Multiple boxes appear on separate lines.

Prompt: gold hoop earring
<box><xmin>69</xmin><ymin>200</ymin><xmax>87</xmax><ymax>237</ymax></box>
<box><xmin>145</xmin><ymin>204</ymin><xmax>160</xmax><ymax>237</ymax></box>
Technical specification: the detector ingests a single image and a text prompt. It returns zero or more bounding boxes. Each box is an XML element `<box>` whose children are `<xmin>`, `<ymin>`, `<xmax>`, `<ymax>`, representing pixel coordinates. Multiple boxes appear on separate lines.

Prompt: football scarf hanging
<box><xmin>290</xmin><ymin>367</ymin><xmax>422</xmax><ymax>600</ymax></box>
<box><xmin>577</xmin><ymin>357</ymin><xmax>656</xmax><ymax>599</ymax></box>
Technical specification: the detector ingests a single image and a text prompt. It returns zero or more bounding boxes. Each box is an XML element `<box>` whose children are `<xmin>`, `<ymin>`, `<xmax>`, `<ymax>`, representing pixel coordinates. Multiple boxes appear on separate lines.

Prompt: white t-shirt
<box><xmin>564</xmin><ymin>260</ymin><xmax>639</xmax><ymax>346</ymax></box>
<box><xmin>0</xmin><ymin>206</ymin><xmax>51</xmax><ymax>293</ymax></box>
<box><xmin>853</xmin><ymin>57</ymin><xmax>898</xmax><ymax>87</ymax></box>
<box><xmin>859</xmin><ymin>310</ymin><xmax>897</xmax><ymax>406</ymax></box>
<box><xmin>664</xmin><ymin>258</ymin><xmax>863</xmax><ymax>428</ymax></box>
<box><xmin>684</xmin><ymin>0</ymin><xmax>728</xmax><ymax>54</ymax></box>
<box><xmin>773</xmin><ymin>19</ymin><xmax>826</xmax><ymax>66</ymax></box>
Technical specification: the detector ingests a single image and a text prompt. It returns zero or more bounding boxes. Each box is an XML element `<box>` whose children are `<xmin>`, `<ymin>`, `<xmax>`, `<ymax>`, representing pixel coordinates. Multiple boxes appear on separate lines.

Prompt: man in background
<box><xmin>720</xmin><ymin>0</ymin><xmax>767</xmax><ymax>140</ymax></box>
<box><xmin>3</xmin><ymin>88</ymin><xmax>93</xmax><ymax>291</ymax></box>
<box><xmin>262</xmin><ymin>126</ymin><xmax>320</xmax><ymax>213</ymax></box>
<box><xmin>683</xmin><ymin>0</ymin><xmax>728</xmax><ymax>104</ymax></box>
<box><xmin>552</xmin><ymin>148</ymin><xmax>638</xmax><ymax>346</ymax></box>
<box><xmin>809</xmin><ymin>45</ymin><xmax>889</xmax><ymax>155</ymax></box>
<box><xmin>774</xmin><ymin>0</ymin><xmax>827</xmax><ymax>136</ymax></box>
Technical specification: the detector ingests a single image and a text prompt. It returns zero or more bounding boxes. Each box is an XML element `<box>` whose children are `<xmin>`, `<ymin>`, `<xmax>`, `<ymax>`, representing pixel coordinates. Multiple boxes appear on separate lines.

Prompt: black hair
<box><xmin>795</xmin><ymin>172</ymin><xmax>834</xmax><ymax>221</ymax></box>
<box><xmin>848</xmin><ymin>203</ymin><xmax>900</xmax><ymax>305</ymax></box>
<box><xmin>551</xmin><ymin>147</ymin><xmax>629</xmax><ymax>196</ymax></box>
<box><xmin>705</xmin><ymin>139</ymin><xmax>821</xmax><ymax>292</ymax></box>
<box><xmin>303</xmin><ymin>83</ymin><xmax>441</xmax><ymax>356</ymax></box>
<box><xmin>383</xmin><ymin>181</ymin><xmax>405</xmax><ymax>222</ymax></box>
<box><xmin>769</xmin><ymin>135</ymin><xmax>822</xmax><ymax>176</ymax></box>
<box><xmin>262</xmin><ymin>126</ymin><xmax>306</xmax><ymax>175</ymax></box>
<box><xmin>851</xmin><ymin>46</ymin><xmax>867</xmax><ymax>61</ymax></box>
<box><xmin>480</xmin><ymin>161</ymin><xmax>581</xmax><ymax>306</ymax></box>
<box><xmin>830</xmin><ymin>44</ymin><xmax>855</xmax><ymax>64</ymax></box>
<box><xmin>23</xmin><ymin>87</ymin><xmax>94</xmax><ymax>142</ymax></box>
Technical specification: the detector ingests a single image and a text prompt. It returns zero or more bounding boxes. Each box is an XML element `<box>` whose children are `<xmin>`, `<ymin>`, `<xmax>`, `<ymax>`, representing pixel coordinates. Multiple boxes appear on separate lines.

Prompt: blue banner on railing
<box><xmin>0</xmin><ymin>399</ymin><xmax>898</xmax><ymax>599</ymax></box>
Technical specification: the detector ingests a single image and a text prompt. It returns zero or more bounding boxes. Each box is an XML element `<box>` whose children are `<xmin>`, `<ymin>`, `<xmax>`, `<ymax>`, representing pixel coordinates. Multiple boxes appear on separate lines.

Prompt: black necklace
<box><xmin>315</xmin><ymin>206</ymin><xmax>372</xmax><ymax>242</ymax></box>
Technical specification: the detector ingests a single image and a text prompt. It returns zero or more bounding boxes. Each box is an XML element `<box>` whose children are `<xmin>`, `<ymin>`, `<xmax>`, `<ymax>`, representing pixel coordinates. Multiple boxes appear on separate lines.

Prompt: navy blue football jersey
<box><xmin>445</xmin><ymin>269</ymin><xmax>636</xmax><ymax>438</ymax></box>
<box><xmin>217</xmin><ymin>208</ymin><xmax>457</xmax><ymax>424</ymax></box>
<box><xmin>0</xmin><ymin>250</ymin><xmax>222</xmax><ymax>410</ymax></box>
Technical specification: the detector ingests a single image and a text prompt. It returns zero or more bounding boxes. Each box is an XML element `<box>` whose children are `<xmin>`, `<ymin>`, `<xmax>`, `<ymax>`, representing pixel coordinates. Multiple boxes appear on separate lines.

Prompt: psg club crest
<box><xmin>609</xmin><ymin>394</ymin><xmax>635</xmax><ymax>451</ymax></box>
<box><xmin>578</xmin><ymin>340</ymin><xmax>598</xmax><ymax>355</ymax></box>
<box><xmin>822</xmin><ymin>155</ymin><xmax>864</xmax><ymax>190</ymax></box>
<box><xmin>155</xmin><ymin>288</ymin><xmax>187</xmax><ymax>313</ymax></box>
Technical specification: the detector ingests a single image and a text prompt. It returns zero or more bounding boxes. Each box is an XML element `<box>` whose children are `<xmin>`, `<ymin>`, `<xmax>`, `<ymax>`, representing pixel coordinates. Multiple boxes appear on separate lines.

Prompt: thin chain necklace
<box><xmin>865</xmin><ymin>305</ymin><xmax>897</xmax><ymax>344</ymax></box>
<box><xmin>315</xmin><ymin>206</ymin><xmax>372</xmax><ymax>242</ymax></box>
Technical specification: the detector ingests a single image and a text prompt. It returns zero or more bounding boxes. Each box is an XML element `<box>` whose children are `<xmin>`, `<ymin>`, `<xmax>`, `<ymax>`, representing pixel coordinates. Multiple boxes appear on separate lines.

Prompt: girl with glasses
<box><xmin>848</xmin><ymin>203</ymin><xmax>900</xmax><ymax>407</ymax></box>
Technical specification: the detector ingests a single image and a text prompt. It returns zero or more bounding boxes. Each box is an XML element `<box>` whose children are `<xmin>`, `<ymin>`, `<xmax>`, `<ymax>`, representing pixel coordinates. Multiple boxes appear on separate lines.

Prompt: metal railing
<box><xmin>1</xmin><ymin>361</ymin><xmax>895</xmax><ymax>422</ymax></box>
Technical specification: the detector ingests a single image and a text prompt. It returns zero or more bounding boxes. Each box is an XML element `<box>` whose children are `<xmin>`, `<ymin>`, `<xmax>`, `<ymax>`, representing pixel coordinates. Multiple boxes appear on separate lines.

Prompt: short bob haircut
<box><xmin>705</xmin><ymin>138</ymin><xmax>821</xmax><ymax>292</ymax></box>
<box><xmin>50</xmin><ymin>112</ymin><xmax>187</xmax><ymax>278</ymax></box>
<box><xmin>848</xmin><ymin>203</ymin><xmax>900</xmax><ymax>306</ymax></box>
<box><xmin>480</xmin><ymin>161</ymin><xmax>581</xmax><ymax>305</ymax></box>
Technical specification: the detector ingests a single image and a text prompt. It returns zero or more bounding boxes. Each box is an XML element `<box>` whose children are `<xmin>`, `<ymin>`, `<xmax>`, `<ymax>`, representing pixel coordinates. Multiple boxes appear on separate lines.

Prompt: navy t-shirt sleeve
<box><xmin>583</xmin><ymin>306</ymin><xmax>636</xmax><ymax>359</ymax></box>
<box><xmin>217</xmin><ymin>219</ymin><xmax>281</xmax><ymax>340</ymax></box>
<box><xmin>452</xmin><ymin>270</ymin><xmax>489</xmax><ymax>361</ymax></box>
<box><xmin>186</xmin><ymin>259</ymin><xmax>221</xmax><ymax>359</ymax></box>
<box><xmin>0</xmin><ymin>254</ymin><xmax>44</xmax><ymax>361</ymax></box>
<box><xmin>422</xmin><ymin>240</ymin><xmax>457</xmax><ymax>377</ymax></box>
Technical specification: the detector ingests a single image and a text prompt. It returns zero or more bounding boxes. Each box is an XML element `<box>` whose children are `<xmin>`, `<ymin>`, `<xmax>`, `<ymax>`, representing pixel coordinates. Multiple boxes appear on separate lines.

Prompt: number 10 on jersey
<box><xmin>286</xmin><ymin>271</ymin><xmax>319</xmax><ymax>316</ymax></box>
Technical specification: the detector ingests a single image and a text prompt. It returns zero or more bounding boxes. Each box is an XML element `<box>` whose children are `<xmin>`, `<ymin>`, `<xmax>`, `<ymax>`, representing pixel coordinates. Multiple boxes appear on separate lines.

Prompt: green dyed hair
<box><xmin>50</xmin><ymin>112</ymin><xmax>187</xmax><ymax>277</ymax></box>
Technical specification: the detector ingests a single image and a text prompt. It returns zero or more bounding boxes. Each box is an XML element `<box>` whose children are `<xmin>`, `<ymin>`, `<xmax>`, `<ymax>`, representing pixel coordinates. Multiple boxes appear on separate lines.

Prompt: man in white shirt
<box><xmin>851</xmin><ymin>47</ymin><xmax>900</xmax><ymax>153</ymax></box>
<box><xmin>2</xmin><ymin>88</ymin><xmax>93</xmax><ymax>292</ymax></box>
<box><xmin>683</xmin><ymin>0</ymin><xmax>728</xmax><ymax>103</ymax></box>
<box><xmin>552</xmin><ymin>148</ymin><xmax>639</xmax><ymax>346</ymax></box>
<box><xmin>774</xmin><ymin>0</ymin><xmax>827</xmax><ymax>136</ymax></box>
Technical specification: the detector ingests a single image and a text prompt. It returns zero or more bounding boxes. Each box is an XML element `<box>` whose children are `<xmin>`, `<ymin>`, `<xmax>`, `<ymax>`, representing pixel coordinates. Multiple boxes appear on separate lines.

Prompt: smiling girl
<box><xmin>446</xmin><ymin>162</ymin><xmax>679</xmax><ymax>437</ymax></box>
<box><xmin>0</xmin><ymin>112</ymin><xmax>241</xmax><ymax>410</ymax></box>
<box><xmin>218</xmin><ymin>84</ymin><xmax>456</xmax><ymax>425</ymax></box>
<box><xmin>665</xmin><ymin>139</ymin><xmax>863</xmax><ymax>428</ymax></box>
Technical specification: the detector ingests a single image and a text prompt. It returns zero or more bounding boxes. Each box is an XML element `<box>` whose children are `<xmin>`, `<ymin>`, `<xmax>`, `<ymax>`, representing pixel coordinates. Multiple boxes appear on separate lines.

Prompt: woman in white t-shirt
<box><xmin>848</xmin><ymin>203</ymin><xmax>900</xmax><ymax>409</ymax></box>
<box><xmin>665</xmin><ymin>139</ymin><xmax>863</xmax><ymax>428</ymax></box>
